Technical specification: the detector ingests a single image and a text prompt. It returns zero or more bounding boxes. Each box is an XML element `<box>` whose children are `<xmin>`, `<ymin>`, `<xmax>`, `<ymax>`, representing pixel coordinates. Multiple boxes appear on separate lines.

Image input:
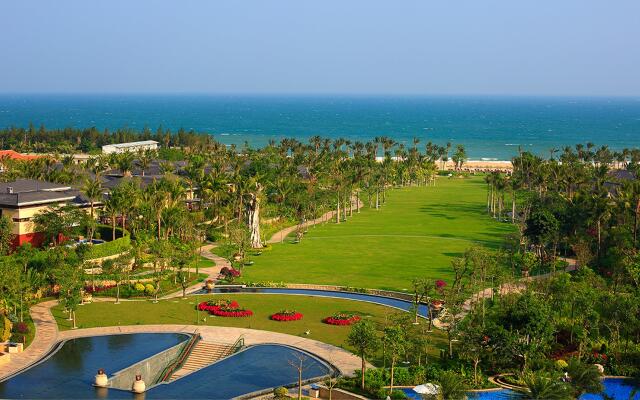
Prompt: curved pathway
<box><xmin>267</xmin><ymin>199</ymin><xmax>363</xmax><ymax>244</ymax></box>
<box><xmin>433</xmin><ymin>257</ymin><xmax>578</xmax><ymax>328</ymax></box>
<box><xmin>0</xmin><ymin>300</ymin><xmax>58</xmax><ymax>381</ymax></box>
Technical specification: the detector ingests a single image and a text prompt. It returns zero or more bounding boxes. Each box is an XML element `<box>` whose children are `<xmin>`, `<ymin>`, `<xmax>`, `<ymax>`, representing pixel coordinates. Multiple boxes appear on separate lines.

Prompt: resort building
<box><xmin>0</xmin><ymin>150</ymin><xmax>40</xmax><ymax>172</ymax></box>
<box><xmin>0</xmin><ymin>179</ymin><xmax>89</xmax><ymax>247</ymax></box>
<box><xmin>102</xmin><ymin>140</ymin><xmax>159</xmax><ymax>154</ymax></box>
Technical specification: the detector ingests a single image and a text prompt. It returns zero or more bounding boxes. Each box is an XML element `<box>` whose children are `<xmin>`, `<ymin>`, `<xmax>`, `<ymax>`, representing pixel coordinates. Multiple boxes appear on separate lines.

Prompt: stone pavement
<box><xmin>0</xmin><ymin>300</ymin><xmax>59</xmax><ymax>381</ymax></box>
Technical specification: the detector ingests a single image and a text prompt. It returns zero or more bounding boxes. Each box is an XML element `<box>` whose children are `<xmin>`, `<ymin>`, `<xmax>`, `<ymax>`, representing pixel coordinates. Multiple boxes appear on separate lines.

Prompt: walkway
<box><xmin>433</xmin><ymin>257</ymin><xmax>578</xmax><ymax>328</ymax></box>
<box><xmin>267</xmin><ymin>199</ymin><xmax>363</xmax><ymax>244</ymax></box>
<box><xmin>0</xmin><ymin>300</ymin><xmax>58</xmax><ymax>381</ymax></box>
<box><xmin>160</xmin><ymin>243</ymin><xmax>229</xmax><ymax>299</ymax></box>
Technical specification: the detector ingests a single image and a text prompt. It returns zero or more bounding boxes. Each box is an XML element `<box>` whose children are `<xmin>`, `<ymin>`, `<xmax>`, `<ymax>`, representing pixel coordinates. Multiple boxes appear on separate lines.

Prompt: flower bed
<box><xmin>212</xmin><ymin>307</ymin><xmax>253</xmax><ymax>317</ymax></box>
<box><xmin>323</xmin><ymin>313</ymin><xmax>361</xmax><ymax>326</ymax></box>
<box><xmin>197</xmin><ymin>299</ymin><xmax>239</xmax><ymax>313</ymax></box>
<box><xmin>271</xmin><ymin>310</ymin><xmax>303</xmax><ymax>322</ymax></box>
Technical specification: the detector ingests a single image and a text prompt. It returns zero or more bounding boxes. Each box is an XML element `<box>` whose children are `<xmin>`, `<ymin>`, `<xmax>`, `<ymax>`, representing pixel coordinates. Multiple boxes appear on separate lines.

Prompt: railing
<box><xmin>155</xmin><ymin>332</ymin><xmax>201</xmax><ymax>384</ymax></box>
<box><xmin>225</xmin><ymin>335</ymin><xmax>244</xmax><ymax>358</ymax></box>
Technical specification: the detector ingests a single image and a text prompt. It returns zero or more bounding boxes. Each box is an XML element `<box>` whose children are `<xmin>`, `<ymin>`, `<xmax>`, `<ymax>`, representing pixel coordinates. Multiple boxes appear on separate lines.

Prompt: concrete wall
<box><xmin>108</xmin><ymin>338</ymin><xmax>188</xmax><ymax>390</ymax></box>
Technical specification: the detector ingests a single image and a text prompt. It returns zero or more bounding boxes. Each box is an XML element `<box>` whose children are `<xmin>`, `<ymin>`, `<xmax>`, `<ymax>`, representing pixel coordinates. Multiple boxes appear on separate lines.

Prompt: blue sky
<box><xmin>1</xmin><ymin>1</ymin><xmax>639</xmax><ymax>96</ymax></box>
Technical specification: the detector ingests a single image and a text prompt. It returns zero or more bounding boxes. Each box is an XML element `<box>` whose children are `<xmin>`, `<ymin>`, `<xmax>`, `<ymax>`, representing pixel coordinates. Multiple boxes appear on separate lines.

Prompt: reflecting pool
<box><xmin>0</xmin><ymin>333</ymin><xmax>187</xmax><ymax>399</ymax></box>
<box><xmin>0</xmin><ymin>335</ymin><xmax>331</xmax><ymax>399</ymax></box>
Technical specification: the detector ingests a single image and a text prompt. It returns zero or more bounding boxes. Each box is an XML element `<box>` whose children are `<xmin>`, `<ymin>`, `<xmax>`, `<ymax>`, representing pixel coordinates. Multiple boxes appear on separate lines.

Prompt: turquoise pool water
<box><xmin>0</xmin><ymin>335</ymin><xmax>331</xmax><ymax>399</ymax></box>
<box><xmin>402</xmin><ymin>378</ymin><xmax>640</xmax><ymax>399</ymax></box>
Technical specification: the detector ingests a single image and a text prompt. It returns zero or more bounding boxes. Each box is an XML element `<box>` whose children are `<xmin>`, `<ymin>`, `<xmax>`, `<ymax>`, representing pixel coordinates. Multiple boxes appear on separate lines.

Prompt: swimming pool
<box><xmin>0</xmin><ymin>335</ymin><xmax>331</xmax><ymax>399</ymax></box>
<box><xmin>195</xmin><ymin>287</ymin><xmax>431</xmax><ymax>317</ymax></box>
<box><xmin>402</xmin><ymin>378</ymin><xmax>640</xmax><ymax>400</ymax></box>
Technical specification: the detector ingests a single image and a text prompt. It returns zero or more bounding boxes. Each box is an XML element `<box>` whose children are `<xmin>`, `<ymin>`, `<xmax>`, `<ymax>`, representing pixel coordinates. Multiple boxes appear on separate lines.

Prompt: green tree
<box><xmin>0</xmin><ymin>214</ymin><xmax>14</xmax><ymax>255</ymax></box>
<box><xmin>347</xmin><ymin>320</ymin><xmax>380</xmax><ymax>390</ymax></box>
<box><xmin>521</xmin><ymin>372</ymin><xmax>572</xmax><ymax>400</ymax></box>
<box><xmin>382</xmin><ymin>325</ymin><xmax>407</xmax><ymax>394</ymax></box>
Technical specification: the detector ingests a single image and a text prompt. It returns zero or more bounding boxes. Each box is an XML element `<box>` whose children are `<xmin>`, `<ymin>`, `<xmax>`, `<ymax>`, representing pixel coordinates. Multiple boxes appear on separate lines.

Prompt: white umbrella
<box><xmin>413</xmin><ymin>383</ymin><xmax>440</xmax><ymax>395</ymax></box>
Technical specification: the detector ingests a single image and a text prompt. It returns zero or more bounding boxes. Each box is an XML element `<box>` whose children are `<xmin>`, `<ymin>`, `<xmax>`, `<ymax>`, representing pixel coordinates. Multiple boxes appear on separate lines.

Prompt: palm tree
<box><xmin>521</xmin><ymin>372</ymin><xmax>572</xmax><ymax>400</ymax></box>
<box><xmin>566</xmin><ymin>357</ymin><xmax>604</xmax><ymax>396</ymax></box>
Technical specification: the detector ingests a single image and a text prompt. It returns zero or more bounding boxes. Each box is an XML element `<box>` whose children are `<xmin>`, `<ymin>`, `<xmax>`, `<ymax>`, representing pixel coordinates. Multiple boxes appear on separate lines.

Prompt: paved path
<box><xmin>267</xmin><ymin>199</ymin><xmax>363</xmax><ymax>244</ymax></box>
<box><xmin>160</xmin><ymin>243</ymin><xmax>229</xmax><ymax>299</ymax></box>
<box><xmin>433</xmin><ymin>257</ymin><xmax>578</xmax><ymax>328</ymax></box>
<box><xmin>0</xmin><ymin>300</ymin><xmax>59</xmax><ymax>381</ymax></box>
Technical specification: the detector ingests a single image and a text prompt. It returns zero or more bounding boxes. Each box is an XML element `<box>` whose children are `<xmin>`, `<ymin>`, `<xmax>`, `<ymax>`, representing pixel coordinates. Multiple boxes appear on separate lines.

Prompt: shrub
<box><xmin>144</xmin><ymin>284</ymin><xmax>156</xmax><ymax>295</ymax></box>
<box><xmin>212</xmin><ymin>306</ymin><xmax>253</xmax><ymax>317</ymax></box>
<box><xmin>13</xmin><ymin>322</ymin><xmax>29</xmax><ymax>334</ymax></box>
<box><xmin>273</xmin><ymin>386</ymin><xmax>289</xmax><ymax>399</ymax></box>
<box><xmin>555</xmin><ymin>359</ymin><xmax>568</xmax><ymax>370</ymax></box>
<box><xmin>84</xmin><ymin>234</ymin><xmax>131</xmax><ymax>260</ymax></box>
<box><xmin>134</xmin><ymin>283</ymin><xmax>146</xmax><ymax>292</ymax></box>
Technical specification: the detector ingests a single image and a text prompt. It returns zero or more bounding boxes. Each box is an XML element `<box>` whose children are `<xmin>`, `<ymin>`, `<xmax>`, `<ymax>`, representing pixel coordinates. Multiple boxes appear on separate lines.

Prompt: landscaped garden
<box><xmin>52</xmin><ymin>294</ymin><xmax>448</xmax><ymax>359</ymax></box>
<box><xmin>240</xmin><ymin>177</ymin><xmax>514</xmax><ymax>291</ymax></box>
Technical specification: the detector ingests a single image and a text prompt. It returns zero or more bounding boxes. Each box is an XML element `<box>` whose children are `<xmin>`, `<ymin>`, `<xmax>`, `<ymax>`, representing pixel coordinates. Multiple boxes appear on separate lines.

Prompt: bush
<box><xmin>134</xmin><ymin>283</ymin><xmax>146</xmax><ymax>292</ymax></box>
<box><xmin>144</xmin><ymin>283</ymin><xmax>156</xmax><ymax>295</ymax></box>
<box><xmin>13</xmin><ymin>322</ymin><xmax>29</xmax><ymax>334</ymax></box>
<box><xmin>84</xmin><ymin>234</ymin><xmax>131</xmax><ymax>260</ymax></box>
<box><xmin>273</xmin><ymin>386</ymin><xmax>289</xmax><ymax>399</ymax></box>
<box><xmin>555</xmin><ymin>359</ymin><xmax>568</xmax><ymax>370</ymax></box>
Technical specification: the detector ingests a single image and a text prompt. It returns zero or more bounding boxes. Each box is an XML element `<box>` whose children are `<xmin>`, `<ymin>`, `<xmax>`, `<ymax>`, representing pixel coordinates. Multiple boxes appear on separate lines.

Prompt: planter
<box><xmin>323</xmin><ymin>314</ymin><xmax>361</xmax><ymax>326</ymax></box>
<box><xmin>94</xmin><ymin>369</ymin><xmax>108</xmax><ymax>387</ymax></box>
<box><xmin>271</xmin><ymin>311</ymin><xmax>303</xmax><ymax>322</ymax></box>
<box><xmin>205</xmin><ymin>280</ymin><xmax>215</xmax><ymax>290</ymax></box>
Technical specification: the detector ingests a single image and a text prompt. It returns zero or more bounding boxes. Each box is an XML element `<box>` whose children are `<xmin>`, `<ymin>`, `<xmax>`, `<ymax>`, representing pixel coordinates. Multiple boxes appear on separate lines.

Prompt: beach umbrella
<box><xmin>413</xmin><ymin>383</ymin><xmax>440</xmax><ymax>395</ymax></box>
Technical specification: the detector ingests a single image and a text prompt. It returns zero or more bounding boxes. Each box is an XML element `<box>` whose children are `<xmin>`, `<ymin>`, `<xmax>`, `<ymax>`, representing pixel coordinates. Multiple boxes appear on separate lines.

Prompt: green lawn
<box><xmin>242</xmin><ymin>177</ymin><xmax>514</xmax><ymax>291</ymax></box>
<box><xmin>54</xmin><ymin>294</ymin><xmax>447</xmax><ymax>362</ymax></box>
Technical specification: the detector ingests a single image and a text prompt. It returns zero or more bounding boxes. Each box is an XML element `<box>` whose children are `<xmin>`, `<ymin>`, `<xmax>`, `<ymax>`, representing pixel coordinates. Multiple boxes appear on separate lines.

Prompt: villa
<box><xmin>0</xmin><ymin>179</ymin><xmax>90</xmax><ymax>247</ymax></box>
<box><xmin>102</xmin><ymin>140</ymin><xmax>159</xmax><ymax>154</ymax></box>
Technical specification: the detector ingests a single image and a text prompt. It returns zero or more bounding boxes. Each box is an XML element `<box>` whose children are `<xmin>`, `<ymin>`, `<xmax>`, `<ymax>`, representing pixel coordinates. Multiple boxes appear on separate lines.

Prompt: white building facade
<box><xmin>102</xmin><ymin>140</ymin><xmax>159</xmax><ymax>154</ymax></box>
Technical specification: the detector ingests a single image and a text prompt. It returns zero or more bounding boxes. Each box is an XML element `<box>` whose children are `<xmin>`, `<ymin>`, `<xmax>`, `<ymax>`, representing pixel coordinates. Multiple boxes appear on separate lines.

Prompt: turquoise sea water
<box><xmin>0</xmin><ymin>95</ymin><xmax>639</xmax><ymax>160</ymax></box>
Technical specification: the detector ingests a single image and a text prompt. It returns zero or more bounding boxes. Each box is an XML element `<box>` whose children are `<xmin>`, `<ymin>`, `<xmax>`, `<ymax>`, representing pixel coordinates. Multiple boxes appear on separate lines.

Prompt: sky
<box><xmin>1</xmin><ymin>1</ymin><xmax>639</xmax><ymax>96</ymax></box>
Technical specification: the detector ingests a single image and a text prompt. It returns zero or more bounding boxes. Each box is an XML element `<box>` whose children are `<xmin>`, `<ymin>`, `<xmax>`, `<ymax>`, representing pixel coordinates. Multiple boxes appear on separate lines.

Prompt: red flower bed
<box><xmin>197</xmin><ymin>299</ymin><xmax>239</xmax><ymax>313</ymax></box>
<box><xmin>212</xmin><ymin>307</ymin><xmax>253</xmax><ymax>317</ymax></box>
<box><xmin>323</xmin><ymin>314</ymin><xmax>361</xmax><ymax>326</ymax></box>
<box><xmin>271</xmin><ymin>310</ymin><xmax>303</xmax><ymax>322</ymax></box>
<box><xmin>84</xmin><ymin>284</ymin><xmax>117</xmax><ymax>294</ymax></box>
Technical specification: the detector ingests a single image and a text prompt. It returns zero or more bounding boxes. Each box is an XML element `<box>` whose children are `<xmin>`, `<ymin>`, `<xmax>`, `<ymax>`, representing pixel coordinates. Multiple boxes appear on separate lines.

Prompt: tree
<box><xmin>56</xmin><ymin>264</ymin><xmax>84</xmax><ymax>329</ymax></box>
<box><xmin>347</xmin><ymin>320</ymin><xmax>380</xmax><ymax>390</ymax></box>
<box><xmin>566</xmin><ymin>357</ymin><xmax>603</xmax><ymax>396</ymax></box>
<box><xmin>382</xmin><ymin>325</ymin><xmax>407</xmax><ymax>394</ymax></box>
<box><xmin>287</xmin><ymin>352</ymin><xmax>308</xmax><ymax>400</ymax></box>
<box><xmin>433</xmin><ymin>371</ymin><xmax>466</xmax><ymax>400</ymax></box>
<box><xmin>0</xmin><ymin>215</ymin><xmax>14</xmax><ymax>255</ymax></box>
<box><xmin>33</xmin><ymin>204</ymin><xmax>84</xmax><ymax>246</ymax></box>
<box><xmin>521</xmin><ymin>372</ymin><xmax>572</xmax><ymax>400</ymax></box>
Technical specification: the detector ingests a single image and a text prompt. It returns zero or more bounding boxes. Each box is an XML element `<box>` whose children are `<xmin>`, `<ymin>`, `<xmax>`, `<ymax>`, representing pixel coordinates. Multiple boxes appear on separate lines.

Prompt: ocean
<box><xmin>0</xmin><ymin>94</ymin><xmax>638</xmax><ymax>160</ymax></box>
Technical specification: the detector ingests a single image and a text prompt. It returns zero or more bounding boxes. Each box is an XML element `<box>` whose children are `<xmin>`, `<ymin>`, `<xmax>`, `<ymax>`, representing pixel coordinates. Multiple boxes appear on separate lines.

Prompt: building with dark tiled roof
<box><xmin>0</xmin><ymin>179</ymin><xmax>90</xmax><ymax>247</ymax></box>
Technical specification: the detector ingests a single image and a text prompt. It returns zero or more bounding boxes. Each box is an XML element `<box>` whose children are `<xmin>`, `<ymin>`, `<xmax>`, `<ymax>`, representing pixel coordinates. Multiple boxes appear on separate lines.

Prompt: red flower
<box><xmin>271</xmin><ymin>312</ymin><xmax>303</xmax><ymax>322</ymax></box>
<box><xmin>323</xmin><ymin>314</ymin><xmax>361</xmax><ymax>326</ymax></box>
<box><xmin>435</xmin><ymin>280</ymin><xmax>447</xmax><ymax>289</ymax></box>
<box><xmin>212</xmin><ymin>307</ymin><xmax>253</xmax><ymax>317</ymax></box>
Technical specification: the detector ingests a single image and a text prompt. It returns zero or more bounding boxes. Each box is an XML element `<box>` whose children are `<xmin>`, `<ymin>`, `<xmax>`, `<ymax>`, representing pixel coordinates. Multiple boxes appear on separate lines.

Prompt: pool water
<box><xmin>149</xmin><ymin>344</ymin><xmax>331</xmax><ymax>398</ymax></box>
<box><xmin>402</xmin><ymin>378</ymin><xmax>640</xmax><ymax>400</ymax></box>
<box><xmin>0</xmin><ymin>333</ymin><xmax>187</xmax><ymax>399</ymax></box>
<box><xmin>0</xmin><ymin>335</ymin><xmax>331</xmax><ymax>399</ymax></box>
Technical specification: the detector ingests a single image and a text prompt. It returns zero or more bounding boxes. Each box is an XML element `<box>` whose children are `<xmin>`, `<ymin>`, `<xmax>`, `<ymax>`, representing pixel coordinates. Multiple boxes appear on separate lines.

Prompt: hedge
<box><xmin>85</xmin><ymin>234</ymin><xmax>131</xmax><ymax>260</ymax></box>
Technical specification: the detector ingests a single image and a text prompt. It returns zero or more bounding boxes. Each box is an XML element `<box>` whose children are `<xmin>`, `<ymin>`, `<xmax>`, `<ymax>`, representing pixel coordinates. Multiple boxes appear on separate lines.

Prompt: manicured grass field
<box><xmin>242</xmin><ymin>177</ymin><xmax>514</xmax><ymax>291</ymax></box>
<box><xmin>54</xmin><ymin>294</ymin><xmax>447</xmax><ymax>361</ymax></box>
